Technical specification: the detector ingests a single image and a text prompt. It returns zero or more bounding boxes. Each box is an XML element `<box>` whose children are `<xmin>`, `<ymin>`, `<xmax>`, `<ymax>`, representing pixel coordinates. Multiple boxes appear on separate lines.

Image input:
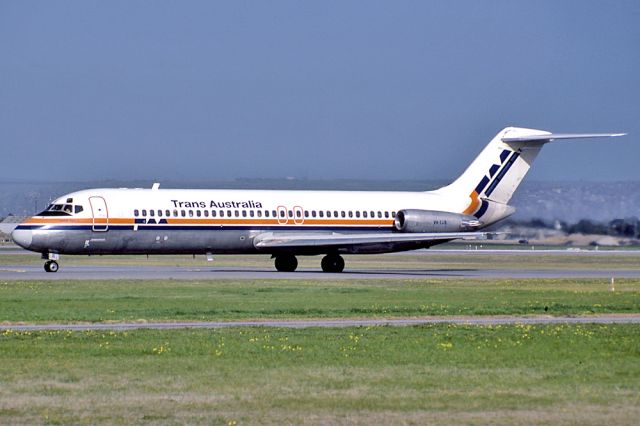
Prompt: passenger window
<box><xmin>272</xmin><ymin>210</ymin><xmax>277</xmax><ymax>217</ymax></box>
<box><xmin>319</xmin><ymin>211</ymin><xmax>324</xmax><ymax>218</ymax></box>
<box><xmin>334</xmin><ymin>211</ymin><xmax>338</xmax><ymax>217</ymax></box>
<box><xmin>363</xmin><ymin>211</ymin><xmax>368</xmax><ymax>218</ymax></box>
<box><xmin>356</xmin><ymin>211</ymin><xmax>360</xmax><ymax>218</ymax></box>
<box><xmin>312</xmin><ymin>211</ymin><xmax>317</xmax><ymax>218</ymax></box>
<box><xmin>341</xmin><ymin>211</ymin><xmax>345</xmax><ymax>218</ymax></box>
<box><xmin>264</xmin><ymin>210</ymin><xmax>269</xmax><ymax>218</ymax></box>
<box><xmin>370</xmin><ymin>211</ymin><xmax>375</xmax><ymax>218</ymax></box>
<box><xmin>377</xmin><ymin>211</ymin><xmax>382</xmax><ymax>218</ymax></box>
<box><xmin>142</xmin><ymin>209</ymin><xmax>147</xmax><ymax>216</ymax></box>
<box><xmin>196</xmin><ymin>210</ymin><xmax>201</xmax><ymax>217</ymax></box>
<box><xmin>296</xmin><ymin>210</ymin><xmax>301</xmax><ymax>218</ymax></box>
<box><xmin>242</xmin><ymin>211</ymin><xmax>247</xmax><ymax>217</ymax></box>
<box><xmin>166</xmin><ymin>210</ymin><xmax>170</xmax><ymax>217</ymax></box>
<box><xmin>257</xmin><ymin>211</ymin><xmax>262</xmax><ymax>217</ymax></box>
<box><xmin>348</xmin><ymin>211</ymin><xmax>353</xmax><ymax>218</ymax></box>
<box><xmin>219</xmin><ymin>210</ymin><xmax>225</xmax><ymax>217</ymax></box>
<box><xmin>326</xmin><ymin>211</ymin><xmax>331</xmax><ymax>218</ymax></box>
<box><xmin>75</xmin><ymin>205</ymin><xmax>84</xmax><ymax>214</ymax></box>
<box><xmin>304</xmin><ymin>211</ymin><xmax>309</xmax><ymax>218</ymax></box>
<box><xmin>150</xmin><ymin>210</ymin><xmax>155</xmax><ymax>217</ymax></box>
<box><xmin>158</xmin><ymin>210</ymin><xmax>162</xmax><ymax>217</ymax></box>
<box><xmin>288</xmin><ymin>210</ymin><xmax>293</xmax><ymax>218</ymax></box>
<box><xmin>235</xmin><ymin>210</ymin><xmax>239</xmax><ymax>217</ymax></box>
<box><xmin>280</xmin><ymin>210</ymin><xmax>285</xmax><ymax>218</ymax></box>
<box><xmin>134</xmin><ymin>209</ymin><xmax>139</xmax><ymax>217</ymax></box>
<box><xmin>188</xmin><ymin>210</ymin><xmax>193</xmax><ymax>217</ymax></box>
<box><xmin>227</xmin><ymin>210</ymin><xmax>232</xmax><ymax>217</ymax></box>
<box><xmin>204</xmin><ymin>210</ymin><xmax>209</xmax><ymax>217</ymax></box>
<box><xmin>250</xmin><ymin>211</ymin><xmax>254</xmax><ymax>217</ymax></box>
<box><xmin>173</xmin><ymin>210</ymin><xmax>178</xmax><ymax>217</ymax></box>
<box><xmin>212</xmin><ymin>210</ymin><xmax>217</xmax><ymax>217</ymax></box>
<box><xmin>181</xmin><ymin>210</ymin><xmax>186</xmax><ymax>217</ymax></box>
<box><xmin>392</xmin><ymin>211</ymin><xmax>396</xmax><ymax>218</ymax></box>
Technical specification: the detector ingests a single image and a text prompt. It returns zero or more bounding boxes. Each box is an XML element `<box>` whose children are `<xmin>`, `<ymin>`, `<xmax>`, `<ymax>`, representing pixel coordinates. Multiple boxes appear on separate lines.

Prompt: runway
<box><xmin>2</xmin><ymin>247</ymin><xmax>639</xmax><ymax>280</ymax></box>
<box><xmin>1</xmin><ymin>263</ymin><xmax>640</xmax><ymax>280</ymax></box>
<box><xmin>2</xmin><ymin>315</ymin><xmax>640</xmax><ymax>331</ymax></box>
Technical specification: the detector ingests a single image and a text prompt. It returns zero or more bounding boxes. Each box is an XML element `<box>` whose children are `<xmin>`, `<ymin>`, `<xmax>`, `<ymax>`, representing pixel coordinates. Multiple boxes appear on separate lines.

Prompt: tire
<box><xmin>44</xmin><ymin>260</ymin><xmax>59</xmax><ymax>273</ymax></box>
<box><xmin>321</xmin><ymin>254</ymin><xmax>345</xmax><ymax>273</ymax></box>
<box><xmin>274</xmin><ymin>254</ymin><xmax>298</xmax><ymax>272</ymax></box>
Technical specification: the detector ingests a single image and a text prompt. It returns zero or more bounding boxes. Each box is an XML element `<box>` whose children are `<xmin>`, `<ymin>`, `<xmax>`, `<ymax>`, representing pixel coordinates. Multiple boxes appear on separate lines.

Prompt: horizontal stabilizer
<box><xmin>502</xmin><ymin>133</ymin><xmax>626</xmax><ymax>143</ymax></box>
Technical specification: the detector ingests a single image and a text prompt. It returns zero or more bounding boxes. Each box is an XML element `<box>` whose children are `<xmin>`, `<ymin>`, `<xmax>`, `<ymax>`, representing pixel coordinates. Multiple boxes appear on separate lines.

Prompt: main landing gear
<box><xmin>273</xmin><ymin>254</ymin><xmax>345</xmax><ymax>273</ymax></box>
<box><xmin>321</xmin><ymin>254</ymin><xmax>345</xmax><ymax>273</ymax></box>
<box><xmin>274</xmin><ymin>254</ymin><xmax>298</xmax><ymax>272</ymax></box>
<box><xmin>44</xmin><ymin>260</ymin><xmax>59</xmax><ymax>273</ymax></box>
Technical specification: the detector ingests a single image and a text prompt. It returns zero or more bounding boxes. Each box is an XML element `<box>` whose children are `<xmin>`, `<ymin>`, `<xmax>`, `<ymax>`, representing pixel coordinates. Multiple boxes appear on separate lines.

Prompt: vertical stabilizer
<box><xmin>435</xmin><ymin>127</ymin><xmax>624</xmax><ymax>224</ymax></box>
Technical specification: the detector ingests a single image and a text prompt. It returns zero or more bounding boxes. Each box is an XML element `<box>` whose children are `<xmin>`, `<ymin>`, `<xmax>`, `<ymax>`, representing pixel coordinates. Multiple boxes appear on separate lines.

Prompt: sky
<box><xmin>1</xmin><ymin>1</ymin><xmax>638</xmax><ymax>183</ymax></box>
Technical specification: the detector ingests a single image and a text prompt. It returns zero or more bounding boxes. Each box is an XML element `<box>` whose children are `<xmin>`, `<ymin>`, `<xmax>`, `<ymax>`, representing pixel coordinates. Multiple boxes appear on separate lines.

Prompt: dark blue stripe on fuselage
<box><xmin>15</xmin><ymin>224</ymin><xmax>395</xmax><ymax>233</ymax></box>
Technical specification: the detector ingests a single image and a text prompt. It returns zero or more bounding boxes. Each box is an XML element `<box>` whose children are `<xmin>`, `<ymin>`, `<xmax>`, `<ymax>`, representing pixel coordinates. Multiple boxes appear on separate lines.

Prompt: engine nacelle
<box><xmin>394</xmin><ymin>209</ymin><xmax>482</xmax><ymax>233</ymax></box>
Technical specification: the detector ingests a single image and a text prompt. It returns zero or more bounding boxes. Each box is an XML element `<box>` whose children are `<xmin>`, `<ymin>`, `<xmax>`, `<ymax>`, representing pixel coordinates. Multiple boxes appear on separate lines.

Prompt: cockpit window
<box><xmin>37</xmin><ymin>203</ymin><xmax>84</xmax><ymax>216</ymax></box>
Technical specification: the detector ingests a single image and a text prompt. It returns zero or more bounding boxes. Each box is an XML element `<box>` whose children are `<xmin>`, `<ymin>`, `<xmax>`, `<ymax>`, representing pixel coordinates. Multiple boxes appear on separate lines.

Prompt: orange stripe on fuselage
<box><xmin>25</xmin><ymin>217</ymin><xmax>133</xmax><ymax>225</ymax></box>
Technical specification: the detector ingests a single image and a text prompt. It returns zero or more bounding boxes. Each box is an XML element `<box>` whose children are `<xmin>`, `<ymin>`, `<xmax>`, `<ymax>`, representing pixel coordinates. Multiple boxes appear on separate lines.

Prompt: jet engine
<box><xmin>393</xmin><ymin>209</ymin><xmax>482</xmax><ymax>233</ymax></box>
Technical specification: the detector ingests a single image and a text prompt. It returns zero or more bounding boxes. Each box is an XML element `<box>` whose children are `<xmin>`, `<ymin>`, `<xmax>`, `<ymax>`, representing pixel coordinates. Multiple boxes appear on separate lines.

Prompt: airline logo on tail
<box><xmin>463</xmin><ymin>148</ymin><xmax>521</xmax><ymax>218</ymax></box>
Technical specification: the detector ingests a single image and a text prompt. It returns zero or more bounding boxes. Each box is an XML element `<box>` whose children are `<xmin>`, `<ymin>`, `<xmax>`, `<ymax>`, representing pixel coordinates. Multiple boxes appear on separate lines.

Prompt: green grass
<box><xmin>1</xmin><ymin>324</ymin><xmax>638</xmax><ymax>425</ymax></box>
<box><xmin>1</xmin><ymin>278</ymin><xmax>639</xmax><ymax>323</ymax></box>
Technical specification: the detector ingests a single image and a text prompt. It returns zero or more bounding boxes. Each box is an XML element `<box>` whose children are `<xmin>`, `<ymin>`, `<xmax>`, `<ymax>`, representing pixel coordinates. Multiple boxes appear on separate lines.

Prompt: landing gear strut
<box><xmin>321</xmin><ymin>254</ymin><xmax>345</xmax><ymax>273</ymax></box>
<box><xmin>274</xmin><ymin>254</ymin><xmax>298</xmax><ymax>272</ymax></box>
<box><xmin>44</xmin><ymin>260</ymin><xmax>59</xmax><ymax>273</ymax></box>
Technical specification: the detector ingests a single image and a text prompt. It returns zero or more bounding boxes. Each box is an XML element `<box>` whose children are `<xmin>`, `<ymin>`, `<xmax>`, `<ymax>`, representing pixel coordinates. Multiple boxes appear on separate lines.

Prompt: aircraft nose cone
<box><xmin>11</xmin><ymin>228</ymin><xmax>32</xmax><ymax>249</ymax></box>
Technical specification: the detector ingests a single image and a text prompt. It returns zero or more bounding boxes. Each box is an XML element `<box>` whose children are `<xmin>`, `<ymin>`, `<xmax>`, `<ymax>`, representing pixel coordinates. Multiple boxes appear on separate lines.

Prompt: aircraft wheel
<box><xmin>274</xmin><ymin>254</ymin><xmax>298</xmax><ymax>272</ymax></box>
<box><xmin>44</xmin><ymin>260</ymin><xmax>59</xmax><ymax>273</ymax></box>
<box><xmin>321</xmin><ymin>254</ymin><xmax>345</xmax><ymax>273</ymax></box>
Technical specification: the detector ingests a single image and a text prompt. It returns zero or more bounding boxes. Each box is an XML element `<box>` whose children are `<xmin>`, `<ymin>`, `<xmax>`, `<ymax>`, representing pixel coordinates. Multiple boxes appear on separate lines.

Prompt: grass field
<box><xmin>1</xmin><ymin>324</ymin><xmax>639</xmax><ymax>425</ymax></box>
<box><xmin>1</xmin><ymin>278</ymin><xmax>639</xmax><ymax>323</ymax></box>
<box><xmin>1</xmin><ymin>252</ymin><xmax>640</xmax><ymax>424</ymax></box>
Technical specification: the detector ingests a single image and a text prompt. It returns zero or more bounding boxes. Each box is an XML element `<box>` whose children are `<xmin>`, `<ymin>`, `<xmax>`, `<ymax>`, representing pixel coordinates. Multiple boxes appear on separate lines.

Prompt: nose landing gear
<box><xmin>44</xmin><ymin>260</ymin><xmax>59</xmax><ymax>273</ymax></box>
<box><xmin>42</xmin><ymin>253</ymin><xmax>60</xmax><ymax>273</ymax></box>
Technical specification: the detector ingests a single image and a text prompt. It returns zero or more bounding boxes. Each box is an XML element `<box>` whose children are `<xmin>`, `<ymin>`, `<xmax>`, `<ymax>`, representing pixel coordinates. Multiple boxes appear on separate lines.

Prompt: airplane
<box><xmin>11</xmin><ymin>126</ymin><xmax>624</xmax><ymax>273</ymax></box>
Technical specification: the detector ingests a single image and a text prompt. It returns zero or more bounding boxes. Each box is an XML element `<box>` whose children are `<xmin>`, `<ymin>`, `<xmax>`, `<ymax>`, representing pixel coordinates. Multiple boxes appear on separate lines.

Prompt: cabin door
<box><xmin>89</xmin><ymin>196</ymin><xmax>109</xmax><ymax>232</ymax></box>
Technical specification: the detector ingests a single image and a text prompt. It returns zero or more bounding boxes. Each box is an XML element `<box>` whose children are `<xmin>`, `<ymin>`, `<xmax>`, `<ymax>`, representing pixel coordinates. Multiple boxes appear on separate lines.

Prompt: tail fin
<box><xmin>436</xmin><ymin>127</ymin><xmax>625</xmax><ymax>223</ymax></box>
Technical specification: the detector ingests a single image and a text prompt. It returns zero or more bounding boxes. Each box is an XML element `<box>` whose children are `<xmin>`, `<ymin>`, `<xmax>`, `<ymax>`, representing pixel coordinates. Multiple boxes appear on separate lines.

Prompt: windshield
<box><xmin>37</xmin><ymin>203</ymin><xmax>84</xmax><ymax>216</ymax></box>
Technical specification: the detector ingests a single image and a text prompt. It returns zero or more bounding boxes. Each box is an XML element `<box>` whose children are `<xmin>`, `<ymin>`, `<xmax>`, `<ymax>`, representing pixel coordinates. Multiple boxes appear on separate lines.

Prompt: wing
<box><xmin>253</xmin><ymin>231</ymin><xmax>491</xmax><ymax>253</ymax></box>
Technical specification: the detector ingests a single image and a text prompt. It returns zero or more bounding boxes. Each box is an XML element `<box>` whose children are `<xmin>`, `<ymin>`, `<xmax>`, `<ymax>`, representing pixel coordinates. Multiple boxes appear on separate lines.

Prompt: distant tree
<box><xmin>608</xmin><ymin>217</ymin><xmax>639</xmax><ymax>238</ymax></box>
<box><xmin>568</xmin><ymin>219</ymin><xmax>608</xmax><ymax>235</ymax></box>
<box><xmin>529</xmin><ymin>218</ymin><xmax>549</xmax><ymax>228</ymax></box>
